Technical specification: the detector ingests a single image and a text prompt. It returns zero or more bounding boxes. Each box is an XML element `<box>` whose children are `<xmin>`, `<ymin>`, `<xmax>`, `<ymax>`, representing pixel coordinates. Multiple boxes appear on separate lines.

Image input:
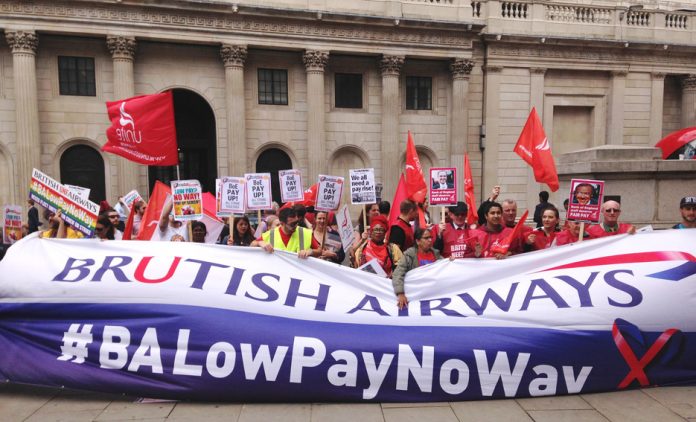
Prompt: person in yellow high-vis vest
<box><xmin>254</xmin><ymin>206</ymin><xmax>321</xmax><ymax>259</ymax></box>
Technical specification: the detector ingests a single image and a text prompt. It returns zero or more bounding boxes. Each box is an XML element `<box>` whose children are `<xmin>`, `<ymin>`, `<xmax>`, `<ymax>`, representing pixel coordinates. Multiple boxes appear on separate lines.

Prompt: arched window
<box><xmin>256</xmin><ymin>148</ymin><xmax>292</xmax><ymax>204</ymax></box>
<box><xmin>148</xmin><ymin>89</ymin><xmax>217</xmax><ymax>193</ymax></box>
<box><xmin>60</xmin><ymin>144</ymin><xmax>106</xmax><ymax>203</ymax></box>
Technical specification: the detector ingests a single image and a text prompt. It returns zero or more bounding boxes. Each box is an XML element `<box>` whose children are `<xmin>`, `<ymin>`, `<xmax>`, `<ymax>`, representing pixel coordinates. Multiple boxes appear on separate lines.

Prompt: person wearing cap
<box><xmin>673</xmin><ymin>196</ymin><xmax>696</xmax><ymax>229</ymax></box>
<box><xmin>353</xmin><ymin>215</ymin><xmax>402</xmax><ymax>277</ymax></box>
<box><xmin>253</xmin><ymin>206</ymin><xmax>321</xmax><ymax>259</ymax></box>
<box><xmin>434</xmin><ymin>202</ymin><xmax>479</xmax><ymax>259</ymax></box>
<box><xmin>587</xmin><ymin>200</ymin><xmax>636</xmax><ymax>238</ymax></box>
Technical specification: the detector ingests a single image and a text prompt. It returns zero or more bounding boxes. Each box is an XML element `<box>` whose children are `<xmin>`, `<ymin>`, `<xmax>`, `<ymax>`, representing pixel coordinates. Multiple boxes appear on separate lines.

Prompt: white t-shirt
<box><xmin>159</xmin><ymin>223</ymin><xmax>189</xmax><ymax>242</ymax></box>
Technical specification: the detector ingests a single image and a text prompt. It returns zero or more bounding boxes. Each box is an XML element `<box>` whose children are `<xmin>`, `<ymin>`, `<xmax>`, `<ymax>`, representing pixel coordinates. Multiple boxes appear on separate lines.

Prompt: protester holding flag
<box><xmin>39</xmin><ymin>209</ymin><xmax>84</xmax><ymax>239</ymax></box>
<box><xmin>313</xmin><ymin>211</ymin><xmax>345</xmax><ymax>264</ymax></box>
<box><xmin>392</xmin><ymin>228</ymin><xmax>443</xmax><ymax>310</ymax></box>
<box><xmin>501</xmin><ymin>199</ymin><xmax>533</xmax><ymax>254</ymax></box>
<box><xmin>353</xmin><ymin>215</ymin><xmax>402</xmax><ymax>277</ymax></box>
<box><xmin>472</xmin><ymin>202</ymin><xmax>513</xmax><ymax>259</ymax></box>
<box><xmin>527</xmin><ymin>205</ymin><xmax>560</xmax><ymax>250</ymax></box>
<box><xmin>388</xmin><ymin>199</ymin><xmax>418</xmax><ymax>252</ymax></box>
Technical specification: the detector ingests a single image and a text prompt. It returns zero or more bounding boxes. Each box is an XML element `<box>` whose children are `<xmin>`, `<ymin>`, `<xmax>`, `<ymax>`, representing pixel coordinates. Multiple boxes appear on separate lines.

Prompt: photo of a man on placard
<box><xmin>432</xmin><ymin>170</ymin><xmax>454</xmax><ymax>190</ymax></box>
<box><xmin>572</xmin><ymin>182</ymin><xmax>598</xmax><ymax>205</ymax></box>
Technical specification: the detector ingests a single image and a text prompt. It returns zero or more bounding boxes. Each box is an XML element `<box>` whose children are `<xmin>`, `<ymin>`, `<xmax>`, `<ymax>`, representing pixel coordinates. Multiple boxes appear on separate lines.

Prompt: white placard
<box><xmin>315</xmin><ymin>175</ymin><xmax>344</xmax><ymax>212</ymax></box>
<box><xmin>334</xmin><ymin>204</ymin><xmax>356</xmax><ymax>252</ymax></box>
<box><xmin>220</xmin><ymin>177</ymin><xmax>246</xmax><ymax>215</ymax></box>
<box><xmin>245</xmin><ymin>173</ymin><xmax>272</xmax><ymax>211</ymax></box>
<box><xmin>349</xmin><ymin>168</ymin><xmax>376</xmax><ymax>205</ymax></box>
<box><xmin>122</xmin><ymin>190</ymin><xmax>143</xmax><ymax>207</ymax></box>
<box><xmin>279</xmin><ymin>169</ymin><xmax>304</xmax><ymax>203</ymax></box>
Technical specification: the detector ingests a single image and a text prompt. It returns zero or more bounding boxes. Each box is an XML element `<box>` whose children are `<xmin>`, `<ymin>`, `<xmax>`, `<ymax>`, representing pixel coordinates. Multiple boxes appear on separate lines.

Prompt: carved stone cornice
<box><xmin>220</xmin><ymin>44</ymin><xmax>247</xmax><ymax>69</ymax></box>
<box><xmin>483</xmin><ymin>65</ymin><xmax>503</xmax><ymax>74</ymax></box>
<box><xmin>489</xmin><ymin>44</ymin><xmax>696</xmax><ymax>67</ymax></box>
<box><xmin>379</xmin><ymin>55</ymin><xmax>404</xmax><ymax>77</ymax></box>
<box><xmin>530</xmin><ymin>67</ymin><xmax>547</xmax><ymax>75</ymax></box>
<box><xmin>5</xmin><ymin>30</ymin><xmax>38</xmax><ymax>55</ymax></box>
<box><xmin>611</xmin><ymin>70</ymin><xmax>628</xmax><ymax>77</ymax></box>
<box><xmin>302</xmin><ymin>50</ymin><xmax>329</xmax><ymax>73</ymax></box>
<box><xmin>682</xmin><ymin>74</ymin><xmax>696</xmax><ymax>90</ymax></box>
<box><xmin>450</xmin><ymin>58</ymin><xmax>474</xmax><ymax>79</ymax></box>
<box><xmin>106</xmin><ymin>35</ymin><xmax>136</xmax><ymax>60</ymax></box>
<box><xmin>0</xmin><ymin>2</ymin><xmax>472</xmax><ymax>50</ymax></box>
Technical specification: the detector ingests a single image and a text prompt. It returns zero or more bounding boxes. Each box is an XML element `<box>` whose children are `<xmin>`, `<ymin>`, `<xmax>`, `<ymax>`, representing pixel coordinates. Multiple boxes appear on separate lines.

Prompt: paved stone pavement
<box><xmin>1</xmin><ymin>383</ymin><xmax>695</xmax><ymax>421</ymax></box>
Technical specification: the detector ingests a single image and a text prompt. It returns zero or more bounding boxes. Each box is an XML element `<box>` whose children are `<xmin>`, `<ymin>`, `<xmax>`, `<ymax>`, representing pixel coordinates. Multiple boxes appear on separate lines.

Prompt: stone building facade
<box><xmin>0</xmin><ymin>0</ymin><xmax>695</xmax><ymax>226</ymax></box>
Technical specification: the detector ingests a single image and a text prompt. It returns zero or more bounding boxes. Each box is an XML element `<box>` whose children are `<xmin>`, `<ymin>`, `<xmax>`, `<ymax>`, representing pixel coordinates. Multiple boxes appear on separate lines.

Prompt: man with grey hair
<box><xmin>587</xmin><ymin>200</ymin><xmax>636</xmax><ymax>238</ymax></box>
<box><xmin>500</xmin><ymin>198</ymin><xmax>533</xmax><ymax>254</ymax></box>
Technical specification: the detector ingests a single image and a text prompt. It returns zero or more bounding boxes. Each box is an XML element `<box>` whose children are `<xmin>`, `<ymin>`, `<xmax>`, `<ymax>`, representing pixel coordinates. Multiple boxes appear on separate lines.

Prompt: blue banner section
<box><xmin>1</xmin><ymin>303</ymin><xmax>695</xmax><ymax>402</ymax></box>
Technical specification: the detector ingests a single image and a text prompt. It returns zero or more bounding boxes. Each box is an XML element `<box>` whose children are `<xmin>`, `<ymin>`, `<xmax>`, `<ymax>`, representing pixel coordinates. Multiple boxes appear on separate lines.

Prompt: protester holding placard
<box><xmin>39</xmin><ymin>209</ymin><xmax>84</xmax><ymax>239</ymax></box>
<box><xmin>225</xmin><ymin>215</ymin><xmax>255</xmax><ymax>246</ymax></box>
<box><xmin>353</xmin><ymin>215</ymin><xmax>402</xmax><ymax>277</ymax></box>
<box><xmin>434</xmin><ymin>202</ymin><xmax>479</xmax><ymax>259</ymax></box>
<box><xmin>392</xmin><ymin>228</ymin><xmax>443</xmax><ymax>310</ymax></box>
<box><xmin>555</xmin><ymin>220</ymin><xmax>592</xmax><ymax>246</ymax></box>
<box><xmin>357</xmin><ymin>203</ymin><xmax>380</xmax><ymax>238</ymax></box>
<box><xmin>158</xmin><ymin>199</ymin><xmax>189</xmax><ymax>242</ymax></box>
<box><xmin>313</xmin><ymin>211</ymin><xmax>345</xmax><ymax>264</ymax></box>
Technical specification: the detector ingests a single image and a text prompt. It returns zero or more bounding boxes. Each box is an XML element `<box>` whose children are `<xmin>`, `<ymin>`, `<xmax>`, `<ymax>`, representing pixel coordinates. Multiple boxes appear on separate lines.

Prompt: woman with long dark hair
<box><xmin>226</xmin><ymin>215</ymin><xmax>255</xmax><ymax>246</ymax></box>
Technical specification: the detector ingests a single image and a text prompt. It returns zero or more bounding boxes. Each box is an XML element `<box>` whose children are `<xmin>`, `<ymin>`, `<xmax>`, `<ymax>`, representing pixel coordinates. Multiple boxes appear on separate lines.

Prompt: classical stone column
<box><xmin>650</xmin><ymin>73</ymin><xmax>665</xmax><ymax>143</ymax></box>
<box><xmin>607</xmin><ymin>70</ymin><xmax>627</xmax><ymax>145</ymax></box>
<box><xmin>681</xmin><ymin>74</ymin><xmax>696</xmax><ymax>128</ymax></box>
<box><xmin>107</xmin><ymin>35</ymin><xmax>140</xmax><ymax>195</ymax></box>
<box><xmin>303</xmin><ymin>50</ymin><xmax>329</xmax><ymax>183</ymax></box>
<box><xmin>449</xmin><ymin>58</ymin><xmax>474</xmax><ymax>201</ymax></box>
<box><xmin>221</xmin><ymin>44</ymin><xmax>247</xmax><ymax>176</ymax></box>
<box><xmin>482</xmin><ymin>65</ymin><xmax>502</xmax><ymax>199</ymax></box>
<box><xmin>379</xmin><ymin>55</ymin><xmax>404</xmax><ymax>200</ymax></box>
<box><xmin>6</xmin><ymin>30</ymin><xmax>40</xmax><ymax>202</ymax></box>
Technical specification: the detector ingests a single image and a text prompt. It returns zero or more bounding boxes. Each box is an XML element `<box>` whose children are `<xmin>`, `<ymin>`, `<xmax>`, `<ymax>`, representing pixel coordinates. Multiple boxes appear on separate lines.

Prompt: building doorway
<box><xmin>60</xmin><ymin>144</ymin><xmax>106</xmax><ymax>203</ymax></box>
<box><xmin>255</xmin><ymin>148</ymin><xmax>292</xmax><ymax>204</ymax></box>
<box><xmin>148</xmin><ymin>89</ymin><xmax>217</xmax><ymax>193</ymax></box>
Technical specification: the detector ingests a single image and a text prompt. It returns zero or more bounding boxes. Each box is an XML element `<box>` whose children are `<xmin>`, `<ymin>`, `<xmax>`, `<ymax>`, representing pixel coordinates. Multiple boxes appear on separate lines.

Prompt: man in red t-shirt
<box><xmin>501</xmin><ymin>199</ymin><xmax>533</xmax><ymax>254</ymax></box>
<box><xmin>435</xmin><ymin>202</ymin><xmax>478</xmax><ymax>258</ymax></box>
<box><xmin>587</xmin><ymin>200</ymin><xmax>636</xmax><ymax>238</ymax></box>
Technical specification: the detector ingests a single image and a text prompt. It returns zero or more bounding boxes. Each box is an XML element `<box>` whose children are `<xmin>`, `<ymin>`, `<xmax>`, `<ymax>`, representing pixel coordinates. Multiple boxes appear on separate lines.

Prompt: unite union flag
<box><xmin>103</xmin><ymin>91</ymin><xmax>179</xmax><ymax>166</ymax></box>
<box><xmin>513</xmin><ymin>108</ymin><xmax>559</xmax><ymax>192</ymax></box>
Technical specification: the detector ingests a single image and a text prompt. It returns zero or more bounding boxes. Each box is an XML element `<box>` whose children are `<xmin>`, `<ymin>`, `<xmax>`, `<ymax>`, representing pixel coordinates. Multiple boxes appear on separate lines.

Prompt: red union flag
<box><xmin>405</xmin><ymin>131</ymin><xmax>427</xmax><ymax>203</ymax></box>
<box><xmin>513</xmin><ymin>108</ymin><xmax>559</xmax><ymax>192</ymax></box>
<box><xmin>103</xmin><ymin>91</ymin><xmax>179</xmax><ymax>166</ymax></box>
<box><xmin>463</xmin><ymin>154</ymin><xmax>478</xmax><ymax>226</ymax></box>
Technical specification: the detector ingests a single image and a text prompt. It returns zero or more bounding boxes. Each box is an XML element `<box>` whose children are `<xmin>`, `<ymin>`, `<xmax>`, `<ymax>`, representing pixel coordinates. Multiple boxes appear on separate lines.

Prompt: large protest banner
<box><xmin>0</xmin><ymin>231</ymin><xmax>694</xmax><ymax>402</ymax></box>
<box><xmin>29</xmin><ymin>168</ymin><xmax>99</xmax><ymax>237</ymax></box>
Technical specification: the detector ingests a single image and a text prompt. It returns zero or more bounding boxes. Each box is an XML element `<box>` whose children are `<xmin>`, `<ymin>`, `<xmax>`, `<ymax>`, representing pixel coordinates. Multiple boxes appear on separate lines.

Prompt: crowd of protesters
<box><xmin>2</xmin><ymin>188</ymin><xmax>693</xmax><ymax>308</ymax></box>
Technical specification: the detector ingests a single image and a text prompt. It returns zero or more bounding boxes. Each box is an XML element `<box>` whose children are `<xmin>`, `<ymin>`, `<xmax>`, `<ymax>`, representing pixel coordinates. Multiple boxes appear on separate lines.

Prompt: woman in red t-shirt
<box><xmin>526</xmin><ymin>205</ymin><xmax>559</xmax><ymax>250</ymax></box>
